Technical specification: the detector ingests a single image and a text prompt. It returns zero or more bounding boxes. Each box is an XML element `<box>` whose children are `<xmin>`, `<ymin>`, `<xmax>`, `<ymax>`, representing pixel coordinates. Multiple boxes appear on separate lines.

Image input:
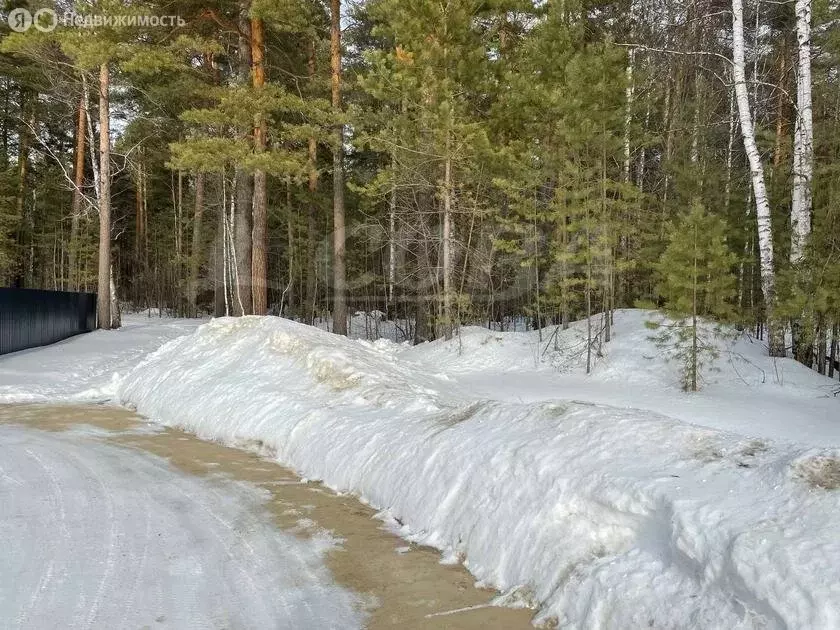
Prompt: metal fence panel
<box><xmin>0</xmin><ymin>288</ymin><xmax>97</xmax><ymax>355</ymax></box>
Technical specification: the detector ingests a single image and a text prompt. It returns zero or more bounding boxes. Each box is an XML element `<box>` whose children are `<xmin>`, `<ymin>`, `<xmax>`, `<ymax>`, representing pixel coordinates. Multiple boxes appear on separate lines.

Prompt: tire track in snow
<box><xmin>0</xmin><ymin>422</ymin><xmax>362</xmax><ymax>629</ymax></box>
<box><xmin>133</xmin><ymin>450</ymin><xmax>281</xmax><ymax>627</ymax></box>
<box><xmin>14</xmin><ymin>448</ymin><xmax>64</xmax><ymax>629</ymax></box>
<box><xmin>123</xmin><ymin>486</ymin><xmax>152</xmax><ymax>625</ymax></box>
<box><xmin>72</xmin><ymin>446</ymin><xmax>120</xmax><ymax>630</ymax></box>
<box><xmin>0</xmin><ymin>421</ymin><xmax>363</xmax><ymax>630</ymax></box>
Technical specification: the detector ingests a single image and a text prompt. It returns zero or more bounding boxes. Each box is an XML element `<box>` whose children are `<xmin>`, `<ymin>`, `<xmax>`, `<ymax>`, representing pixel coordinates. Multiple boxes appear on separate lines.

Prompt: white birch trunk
<box><xmin>388</xmin><ymin>183</ymin><xmax>396</xmax><ymax>314</ymax></box>
<box><xmin>82</xmin><ymin>74</ymin><xmax>100</xmax><ymax>204</ymax></box>
<box><xmin>791</xmin><ymin>0</ymin><xmax>813</xmax><ymax>264</ymax></box>
<box><xmin>442</xmin><ymin>150</ymin><xmax>453</xmax><ymax>341</ymax></box>
<box><xmin>623</xmin><ymin>48</ymin><xmax>635</xmax><ymax>183</ymax></box>
<box><xmin>690</xmin><ymin>71</ymin><xmax>701</xmax><ymax>166</ymax></box>
<box><xmin>724</xmin><ymin>82</ymin><xmax>736</xmax><ymax>212</ymax></box>
<box><xmin>636</xmin><ymin>102</ymin><xmax>650</xmax><ymax>192</ymax></box>
<box><xmin>732</xmin><ymin>0</ymin><xmax>781</xmax><ymax>355</ymax></box>
<box><xmin>109</xmin><ymin>264</ymin><xmax>121</xmax><ymax>328</ymax></box>
<box><xmin>662</xmin><ymin>78</ymin><xmax>673</xmax><ymax>209</ymax></box>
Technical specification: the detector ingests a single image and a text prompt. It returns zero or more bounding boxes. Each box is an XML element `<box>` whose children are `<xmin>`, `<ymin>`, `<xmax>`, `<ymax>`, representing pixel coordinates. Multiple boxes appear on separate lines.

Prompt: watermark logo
<box><xmin>6</xmin><ymin>7</ymin><xmax>184</xmax><ymax>31</ymax></box>
<box><xmin>8</xmin><ymin>7</ymin><xmax>57</xmax><ymax>32</ymax></box>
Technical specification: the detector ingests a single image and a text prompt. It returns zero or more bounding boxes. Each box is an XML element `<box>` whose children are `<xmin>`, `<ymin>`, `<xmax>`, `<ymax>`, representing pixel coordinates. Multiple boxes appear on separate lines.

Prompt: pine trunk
<box><xmin>331</xmin><ymin>0</ymin><xmax>347</xmax><ymax>336</ymax></box>
<box><xmin>234</xmin><ymin>11</ymin><xmax>253</xmax><ymax>315</ymax></box>
<box><xmin>250</xmin><ymin>17</ymin><xmax>268</xmax><ymax>315</ymax></box>
<box><xmin>96</xmin><ymin>63</ymin><xmax>112</xmax><ymax>329</ymax></box>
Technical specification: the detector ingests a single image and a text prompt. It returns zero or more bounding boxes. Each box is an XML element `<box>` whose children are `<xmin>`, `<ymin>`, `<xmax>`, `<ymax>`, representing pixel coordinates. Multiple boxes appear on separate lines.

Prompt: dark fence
<box><xmin>0</xmin><ymin>288</ymin><xmax>97</xmax><ymax>355</ymax></box>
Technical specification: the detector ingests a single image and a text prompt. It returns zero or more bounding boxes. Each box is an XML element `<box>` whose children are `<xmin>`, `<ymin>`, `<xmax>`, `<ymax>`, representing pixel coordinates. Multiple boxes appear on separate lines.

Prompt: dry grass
<box><xmin>739</xmin><ymin>440</ymin><xmax>769</xmax><ymax>458</ymax></box>
<box><xmin>794</xmin><ymin>456</ymin><xmax>840</xmax><ymax>490</ymax></box>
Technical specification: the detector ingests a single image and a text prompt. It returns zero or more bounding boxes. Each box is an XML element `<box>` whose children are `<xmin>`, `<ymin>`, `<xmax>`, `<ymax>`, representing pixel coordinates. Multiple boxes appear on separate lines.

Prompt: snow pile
<box><xmin>0</xmin><ymin>314</ymin><xmax>201</xmax><ymax>403</ymax></box>
<box><xmin>120</xmin><ymin>315</ymin><xmax>840</xmax><ymax>628</ymax></box>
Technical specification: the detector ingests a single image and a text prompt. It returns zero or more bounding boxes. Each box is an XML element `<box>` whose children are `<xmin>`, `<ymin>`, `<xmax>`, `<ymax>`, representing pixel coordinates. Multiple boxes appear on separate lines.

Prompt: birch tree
<box><xmin>731</xmin><ymin>0</ymin><xmax>783</xmax><ymax>356</ymax></box>
<box><xmin>791</xmin><ymin>0</ymin><xmax>813</xmax><ymax>264</ymax></box>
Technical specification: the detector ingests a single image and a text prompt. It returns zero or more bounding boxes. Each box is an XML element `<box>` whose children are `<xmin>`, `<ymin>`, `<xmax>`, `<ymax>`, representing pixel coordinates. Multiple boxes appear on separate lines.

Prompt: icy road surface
<box><xmin>0</xmin><ymin>405</ymin><xmax>531</xmax><ymax>630</ymax></box>
<box><xmin>0</xmin><ymin>408</ymin><xmax>363</xmax><ymax>630</ymax></box>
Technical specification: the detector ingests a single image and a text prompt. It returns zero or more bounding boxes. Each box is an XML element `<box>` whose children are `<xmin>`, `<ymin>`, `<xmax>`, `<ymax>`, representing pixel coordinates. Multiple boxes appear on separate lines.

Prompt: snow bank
<box><xmin>120</xmin><ymin>315</ymin><xmax>840</xmax><ymax>628</ymax></box>
<box><xmin>0</xmin><ymin>315</ymin><xmax>201</xmax><ymax>403</ymax></box>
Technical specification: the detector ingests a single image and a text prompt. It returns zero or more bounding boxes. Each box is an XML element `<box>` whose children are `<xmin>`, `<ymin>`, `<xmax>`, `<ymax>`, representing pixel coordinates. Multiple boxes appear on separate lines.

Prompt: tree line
<box><xmin>0</xmin><ymin>0</ymin><xmax>838</xmax><ymax>377</ymax></box>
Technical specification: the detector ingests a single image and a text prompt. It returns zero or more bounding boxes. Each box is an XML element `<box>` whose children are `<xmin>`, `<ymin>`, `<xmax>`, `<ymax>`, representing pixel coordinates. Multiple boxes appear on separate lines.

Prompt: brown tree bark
<box><xmin>330</xmin><ymin>0</ymin><xmax>347</xmax><ymax>335</ymax></box>
<box><xmin>250</xmin><ymin>16</ymin><xmax>268</xmax><ymax>315</ymax></box>
<box><xmin>97</xmin><ymin>62</ymin><xmax>112</xmax><ymax>329</ymax></box>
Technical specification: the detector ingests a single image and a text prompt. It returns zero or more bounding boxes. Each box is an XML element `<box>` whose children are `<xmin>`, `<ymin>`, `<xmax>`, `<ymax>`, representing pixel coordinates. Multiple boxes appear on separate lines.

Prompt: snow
<box><xmin>117</xmin><ymin>310</ymin><xmax>840</xmax><ymax>629</ymax></box>
<box><xmin>406</xmin><ymin>310</ymin><xmax>840</xmax><ymax>446</ymax></box>
<box><xmin>0</xmin><ymin>415</ymin><xmax>364</xmax><ymax>629</ymax></box>
<box><xmin>0</xmin><ymin>314</ymin><xmax>201</xmax><ymax>404</ymax></box>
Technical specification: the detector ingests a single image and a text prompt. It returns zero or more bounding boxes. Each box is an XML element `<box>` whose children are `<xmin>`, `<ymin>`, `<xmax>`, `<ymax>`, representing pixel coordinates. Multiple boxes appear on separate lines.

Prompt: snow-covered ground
<box><xmin>0</xmin><ymin>314</ymin><xmax>201</xmax><ymax>403</ymax></box>
<box><xmin>116</xmin><ymin>310</ymin><xmax>840</xmax><ymax>629</ymax></box>
<box><xmin>3</xmin><ymin>309</ymin><xmax>838</xmax><ymax>627</ymax></box>
<box><xmin>406</xmin><ymin>310</ymin><xmax>840</xmax><ymax>446</ymax></box>
<box><xmin>0</xmin><ymin>413</ymin><xmax>363</xmax><ymax>629</ymax></box>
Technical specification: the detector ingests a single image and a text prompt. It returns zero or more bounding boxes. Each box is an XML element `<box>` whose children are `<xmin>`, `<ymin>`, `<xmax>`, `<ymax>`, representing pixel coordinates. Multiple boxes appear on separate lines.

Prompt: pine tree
<box><xmin>650</xmin><ymin>200</ymin><xmax>737</xmax><ymax>391</ymax></box>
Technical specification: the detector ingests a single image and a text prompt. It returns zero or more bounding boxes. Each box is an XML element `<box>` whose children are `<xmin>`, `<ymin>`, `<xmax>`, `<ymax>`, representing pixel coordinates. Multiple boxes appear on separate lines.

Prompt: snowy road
<box><xmin>0</xmin><ymin>315</ymin><xmax>201</xmax><ymax>404</ymax></box>
<box><xmin>0</xmin><ymin>408</ymin><xmax>363</xmax><ymax>630</ymax></box>
<box><xmin>0</xmin><ymin>405</ymin><xmax>531</xmax><ymax>630</ymax></box>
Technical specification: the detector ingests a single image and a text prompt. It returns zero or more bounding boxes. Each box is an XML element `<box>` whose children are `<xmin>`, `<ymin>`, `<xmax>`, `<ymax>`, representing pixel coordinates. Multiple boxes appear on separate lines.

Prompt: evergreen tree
<box><xmin>650</xmin><ymin>201</ymin><xmax>737</xmax><ymax>391</ymax></box>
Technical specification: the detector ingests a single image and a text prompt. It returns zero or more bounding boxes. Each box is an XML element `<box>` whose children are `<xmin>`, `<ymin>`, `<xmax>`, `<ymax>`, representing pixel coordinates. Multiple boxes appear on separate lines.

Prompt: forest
<box><xmin>0</xmin><ymin>0</ymin><xmax>838</xmax><ymax>376</ymax></box>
